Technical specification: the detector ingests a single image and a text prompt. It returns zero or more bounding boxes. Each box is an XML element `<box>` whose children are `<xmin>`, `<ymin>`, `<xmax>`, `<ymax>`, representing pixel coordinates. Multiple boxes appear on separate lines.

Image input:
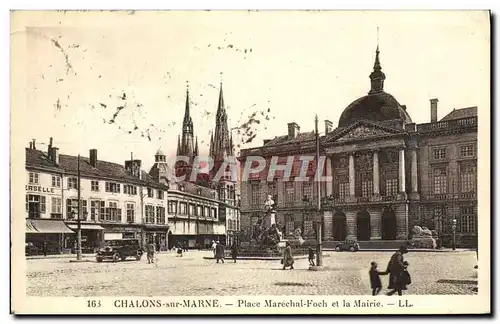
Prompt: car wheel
<box><xmin>112</xmin><ymin>253</ymin><xmax>120</xmax><ymax>262</ymax></box>
<box><xmin>335</xmin><ymin>246</ymin><xmax>341</xmax><ymax>252</ymax></box>
<box><xmin>96</xmin><ymin>257</ymin><xmax>103</xmax><ymax>263</ymax></box>
<box><xmin>349</xmin><ymin>246</ymin><xmax>355</xmax><ymax>252</ymax></box>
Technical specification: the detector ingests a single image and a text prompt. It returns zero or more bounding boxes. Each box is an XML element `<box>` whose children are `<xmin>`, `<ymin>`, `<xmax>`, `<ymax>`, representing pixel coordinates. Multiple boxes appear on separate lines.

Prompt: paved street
<box><xmin>26</xmin><ymin>250</ymin><xmax>478</xmax><ymax>296</ymax></box>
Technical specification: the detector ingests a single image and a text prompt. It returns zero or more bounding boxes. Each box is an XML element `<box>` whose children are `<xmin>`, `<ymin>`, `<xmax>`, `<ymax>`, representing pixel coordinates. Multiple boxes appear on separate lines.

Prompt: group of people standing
<box><xmin>370</xmin><ymin>245</ymin><xmax>412</xmax><ymax>296</ymax></box>
<box><xmin>212</xmin><ymin>241</ymin><xmax>239</xmax><ymax>264</ymax></box>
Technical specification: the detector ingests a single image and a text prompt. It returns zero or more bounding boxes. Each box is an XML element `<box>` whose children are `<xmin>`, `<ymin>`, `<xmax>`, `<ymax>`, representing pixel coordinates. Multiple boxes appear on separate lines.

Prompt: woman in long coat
<box><xmin>282</xmin><ymin>241</ymin><xmax>294</xmax><ymax>270</ymax></box>
<box><xmin>230</xmin><ymin>242</ymin><xmax>239</xmax><ymax>263</ymax></box>
<box><xmin>386</xmin><ymin>245</ymin><xmax>408</xmax><ymax>296</ymax></box>
<box><xmin>215</xmin><ymin>241</ymin><xmax>225</xmax><ymax>264</ymax></box>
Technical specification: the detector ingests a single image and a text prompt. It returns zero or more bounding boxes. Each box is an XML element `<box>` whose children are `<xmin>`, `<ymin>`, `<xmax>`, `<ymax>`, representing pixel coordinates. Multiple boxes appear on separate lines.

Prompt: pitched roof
<box><xmin>263</xmin><ymin>131</ymin><xmax>316</xmax><ymax>147</ymax></box>
<box><xmin>440</xmin><ymin>106</ymin><xmax>478</xmax><ymax>121</ymax></box>
<box><xmin>25</xmin><ymin>148</ymin><xmax>63</xmax><ymax>172</ymax></box>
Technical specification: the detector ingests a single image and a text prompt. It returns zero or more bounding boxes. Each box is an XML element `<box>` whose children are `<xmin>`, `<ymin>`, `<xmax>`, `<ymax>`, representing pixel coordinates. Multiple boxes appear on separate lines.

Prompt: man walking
<box><xmin>386</xmin><ymin>245</ymin><xmax>408</xmax><ymax>296</ymax></box>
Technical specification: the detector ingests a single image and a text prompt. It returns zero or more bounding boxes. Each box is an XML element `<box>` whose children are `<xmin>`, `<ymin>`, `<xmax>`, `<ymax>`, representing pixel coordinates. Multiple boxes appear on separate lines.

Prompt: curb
<box><xmin>203</xmin><ymin>255</ymin><xmax>309</xmax><ymax>261</ymax></box>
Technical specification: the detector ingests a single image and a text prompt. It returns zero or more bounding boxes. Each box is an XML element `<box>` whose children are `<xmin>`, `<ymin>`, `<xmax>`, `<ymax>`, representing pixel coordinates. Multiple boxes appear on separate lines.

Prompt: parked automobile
<box><xmin>335</xmin><ymin>236</ymin><xmax>360</xmax><ymax>252</ymax></box>
<box><xmin>96</xmin><ymin>239</ymin><xmax>143</xmax><ymax>262</ymax></box>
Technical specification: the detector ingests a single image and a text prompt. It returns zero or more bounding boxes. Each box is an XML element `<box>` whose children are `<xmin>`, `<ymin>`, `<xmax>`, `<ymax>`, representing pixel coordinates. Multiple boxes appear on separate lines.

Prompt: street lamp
<box><xmin>452</xmin><ymin>218</ymin><xmax>457</xmax><ymax>251</ymax></box>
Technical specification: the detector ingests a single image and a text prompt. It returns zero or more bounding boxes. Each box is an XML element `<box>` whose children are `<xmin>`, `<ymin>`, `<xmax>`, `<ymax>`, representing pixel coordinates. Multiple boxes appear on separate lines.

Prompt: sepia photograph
<box><xmin>10</xmin><ymin>9</ymin><xmax>491</xmax><ymax>315</ymax></box>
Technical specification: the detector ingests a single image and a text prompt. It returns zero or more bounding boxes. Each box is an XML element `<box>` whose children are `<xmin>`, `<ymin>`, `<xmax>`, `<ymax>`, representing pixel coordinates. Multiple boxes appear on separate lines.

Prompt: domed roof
<box><xmin>338</xmin><ymin>91</ymin><xmax>412</xmax><ymax>127</ymax></box>
<box><xmin>338</xmin><ymin>46</ymin><xmax>412</xmax><ymax>128</ymax></box>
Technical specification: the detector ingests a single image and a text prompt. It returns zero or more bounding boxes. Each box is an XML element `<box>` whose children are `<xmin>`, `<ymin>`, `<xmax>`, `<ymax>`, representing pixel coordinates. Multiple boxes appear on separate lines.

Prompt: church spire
<box><xmin>194</xmin><ymin>136</ymin><xmax>199</xmax><ymax>156</ymax></box>
<box><xmin>176</xmin><ymin>135</ymin><xmax>181</xmax><ymax>156</ymax></box>
<box><xmin>369</xmin><ymin>44</ymin><xmax>386</xmax><ymax>94</ymax></box>
<box><xmin>183</xmin><ymin>82</ymin><xmax>193</xmax><ymax>131</ymax></box>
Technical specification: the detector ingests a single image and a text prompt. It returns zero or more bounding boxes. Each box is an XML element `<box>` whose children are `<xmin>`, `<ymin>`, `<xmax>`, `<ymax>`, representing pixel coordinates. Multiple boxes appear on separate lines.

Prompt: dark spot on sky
<box><xmin>121</xmin><ymin>93</ymin><xmax>126</xmax><ymax>100</ymax></box>
<box><xmin>98</xmin><ymin>75</ymin><xmax>102</xmax><ymax>78</ymax></box>
<box><xmin>99</xmin><ymin>103</ymin><xmax>107</xmax><ymax>108</ymax></box>
<box><xmin>228</xmin><ymin>44</ymin><xmax>233</xmax><ymax>48</ymax></box>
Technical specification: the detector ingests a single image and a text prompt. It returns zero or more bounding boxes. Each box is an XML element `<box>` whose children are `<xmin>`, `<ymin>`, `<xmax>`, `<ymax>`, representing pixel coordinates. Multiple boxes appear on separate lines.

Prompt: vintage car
<box><xmin>335</xmin><ymin>236</ymin><xmax>360</xmax><ymax>252</ymax></box>
<box><xmin>96</xmin><ymin>239</ymin><xmax>143</xmax><ymax>262</ymax></box>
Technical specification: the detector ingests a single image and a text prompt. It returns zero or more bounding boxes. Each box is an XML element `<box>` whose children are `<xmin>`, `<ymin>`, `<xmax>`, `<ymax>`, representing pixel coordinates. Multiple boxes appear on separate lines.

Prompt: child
<box><xmin>369</xmin><ymin>261</ymin><xmax>387</xmax><ymax>295</ymax></box>
<box><xmin>146</xmin><ymin>243</ymin><xmax>155</xmax><ymax>264</ymax></box>
<box><xmin>401</xmin><ymin>261</ymin><xmax>412</xmax><ymax>290</ymax></box>
<box><xmin>176</xmin><ymin>244</ymin><xmax>183</xmax><ymax>257</ymax></box>
<box><xmin>308</xmin><ymin>247</ymin><xmax>315</xmax><ymax>266</ymax></box>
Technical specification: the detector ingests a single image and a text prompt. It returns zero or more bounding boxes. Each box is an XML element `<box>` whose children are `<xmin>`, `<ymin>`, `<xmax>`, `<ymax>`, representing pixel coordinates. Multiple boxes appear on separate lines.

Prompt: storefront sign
<box><xmin>25</xmin><ymin>185</ymin><xmax>55</xmax><ymax>193</ymax></box>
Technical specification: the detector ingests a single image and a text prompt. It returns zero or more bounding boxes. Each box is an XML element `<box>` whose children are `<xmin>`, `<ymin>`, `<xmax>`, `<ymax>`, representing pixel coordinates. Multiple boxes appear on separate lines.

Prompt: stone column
<box><xmin>395</xmin><ymin>204</ymin><xmax>409</xmax><ymax>240</ymax></box>
<box><xmin>373</xmin><ymin>150</ymin><xmax>380</xmax><ymax>195</ymax></box>
<box><xmin>345</xmin><ymin>210</ymin><xmax>357</xmax><ymax>238</ymax></box>
<box><xmin>399</xmin><ymin>149</ymin><xmax>406</xmax><ymax>193</ymax></box>
<box><xmin>326</xmin><ymin>156</ymin><xmax>333</xmax><ymax>197</ymax></box>
<box><xmin>411</xmin><ymin>149</ymin><xmax>418</xmax><ymax>193</ymax></box>
<box><xmin>349</xmin><ymin>154</ymin><xmax>355</xmax><ymax>196</ymax></box>
<box><xmin>369</xmin><ymin>208</ymin><xmax>382</xmax><ymax>240</ymax></box>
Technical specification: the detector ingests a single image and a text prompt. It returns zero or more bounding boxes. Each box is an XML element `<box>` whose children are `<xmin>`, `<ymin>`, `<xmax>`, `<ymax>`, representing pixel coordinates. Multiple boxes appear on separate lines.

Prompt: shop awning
<box><xmin>30</xmin><ymin>219</ymin><xmax>75</xmax><ymax>234</ymax></box>
<box><xmin>67</xmin><ymin>224</ymin><xmax>105</xmax><ymax>230</ymax></box>
<box><xmin>26</xmin><ymin>219</ymin><xmax>38</xmax><ymax>233</ymax></box>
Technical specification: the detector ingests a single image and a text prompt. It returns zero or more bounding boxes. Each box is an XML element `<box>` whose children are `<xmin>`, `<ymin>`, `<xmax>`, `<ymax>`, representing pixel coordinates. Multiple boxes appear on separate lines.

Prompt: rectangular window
<box><xmin>338</xmin><ymin>182</ymin><xmax>349</xmax><ymax>198</ymax></box>
<box><xmin>91</xmin><ymin>180</ymin><xmax>99</xmax><ymax>192</ymax></box>
<box><xmin>26</xmin><ymin>194</ymin><xmax>43</xmax><ymax>218</ymax></box>
<box><xmin>361</xmin><ymin>172</ymin><xmax>373</xmax><ymax>198</ymax></box>
<box><xmin>385</xmin><ymin>179</ymin><xmax>398</xmax><ymax>196</ymax></box>
<box><xmin>168</xmin><ymin>201</ymin><xmax>177</xmax><ymax>214</ymax></box>
<box><xmin>29</xmin><ymin>172</ymin><xmax>39</xmax><ymax>184</ymax></box>
<box><xmin>99</xmin><ymin>201</ymin><xmax>105</xmax><ymax>221</ymax></box>
<box><xmin>212</xmin><ymin>208</ymin><xmax>218</xmax><ymax>219</ymax></box>
<box><xmin>68</xmin><ymin>177</ymin><xmax>78</xmax><ymax>190</ymax></box>
<box><xmin>433</xmin><ymin>148</ymin><xmax>446</xmax><ymax>160</ymax></box>
<box><xmin>460</xmin><ymin>206</ymin><xmax>475</xmax><ymax>233</ymax></box>
<box><xmin>251</xmin><ymin>182</ymin><xmax>261</xmax><ymax>205</ymax></box>
<box><xmin>105</xmin><ymin>201</ymin><xmax>121</xmax><ymax>222</ymax></box>
<box><xmin>284</xmin><ymin>181</ymin><xmax>295</xmax><ymax>203</ymax></box>
<box><xmin>433</xmin><ymin>167</ymin><xmax>448</xmax><ymax>194</ymax></box>
<box><xmin>460</xmin><ymin>144</ymin><xmax>475</xmax><ymax>158</ymax></box>
<box><xmin>157</xmin><ymin>190</ymin><xmax>164</xmax><ymax>199</ymax></box>
<box><xmin>51</xmin><ymin>175</ymin><xmax>61</xmax><ymax>188</ymax></box>
<box><xmin>66</xmin><ymin>199</ymin><xmax>87</xmax><ymax>220</ymax></box>
<box><xmin>267</xmin><ymin>180</ymin><xmax>278</xmax><ymax>197</ymax></box>
<box><xmin>205</xmin><ymin>207</ymin><xmax>210</xmax><ymax>218</ymax></box>
<box><xmin>188</xmin><ymin>203</ymin><xmax>194</xmax><ymax>216</ymax></box>
<box><xmin>145</xmin><ymin>205</ymin><xmax>155</xmax><ymax>224</ymax></box>
<box><xmin>51</xmin><ymin>197</ymin><xmax>62</xmax><ymax>217</ymax></box>
<box><xmin>126</xmin><ymin>203</ymin><xmax>135</xmax><ymax>223</ymax></box>
<box><xmin>156</xmin><ymin>206</ymin><xmax>166</xmax><ymax>224</ymax></box>
<box><xmin>194</xmin><ymin>205</ymin><xmax>199</xmax><ymax>217</ymax></box>
<box><xmin>302</xmin><ymin>180</ymin><xmax>313</xmax><ymax>200</ymax></box>
<box><xmin>105</xmin><ymin>182</ymin><xmax>120</xmax><ymax>193</ymax></box>
<box><xmin>124</xmin><ymin>185</ymin><xmax>137</xmax><ymax>195</ymax></box>
<box><xmin>90</xmin><ymin>200</ymin><xmax>100</xmax><ymax>221</ymax></box>
<box><xmin>147</xmin><ymin>188</ymin><xmax>154</xmax><ymax>198</ymax></box>
<box><xmin>460</xmin><ymin>164</ymin><xmax>476</xmax><ymax>193</ymax></box>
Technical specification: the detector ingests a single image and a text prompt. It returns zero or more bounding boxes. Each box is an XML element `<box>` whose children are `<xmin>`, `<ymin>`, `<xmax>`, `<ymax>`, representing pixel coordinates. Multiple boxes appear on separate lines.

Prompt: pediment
<box><xmin>330</xmin><ymin>120</ymin><xmax>402</xmax><ymax>143</ymax></box>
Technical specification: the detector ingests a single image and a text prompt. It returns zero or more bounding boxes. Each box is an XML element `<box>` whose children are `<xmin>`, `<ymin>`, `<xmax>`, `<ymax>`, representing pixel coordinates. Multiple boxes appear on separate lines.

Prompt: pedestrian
<box><xmin>146</xmin><ymin>242</ymin><xmax>155</xmax><ymax>264</ymax></box>
<box><xmin>386</xmin><ymin>245</ymin><xmax>408</xmax><ymax>296</ymax></box>
<box><xmin>42</xmin><ymin>240</ymin><xmax>47</xmax><ymax>257</ymax></box>
<box><xmin>212</xmin><ymin>240</ymin><xmax>217</xmax><ymax>258</ymax></box>
<box><xmin>215</xmin><ymin>241</ymin><xmax>225</xmax><ymax>264</ymax></box>
<box><xmin>308</xmin><ymin>247</ymin><xmax>315</xmax><ymax>266</ymax></box>
<box><xmin>282</xmin><ymin>241</ymin><xmax>294</xmax><ymax>270</ymax></box>
<box><xmin>230</xmin><ymin>242</ymin><xmax>238</xmax><ymax>263</ymax></box>
<box><xmin>176</xmin><ymin>243</ymin><xmax>183</xmax><ymax>257</ymax></box>
<box><xmin>401</xmin><ymin>261</ymin><xmax>412</xmax><ymax>290</ymax></box>
<box><xmin>183</xmin><ymin>241</ymin><xmax>188</xmax><ymax>252</ymax></box>
<box><xmin>369</xmin><ymin>261</ymin><xmax>388</xmax><ymax>296</ymax></box>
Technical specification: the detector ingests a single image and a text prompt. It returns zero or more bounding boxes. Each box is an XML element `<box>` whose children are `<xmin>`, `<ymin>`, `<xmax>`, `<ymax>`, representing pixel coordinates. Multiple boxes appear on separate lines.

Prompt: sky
<box><xmin>12</xmin><ymin>10</ymin><xmax>490</xmax><ymax>172</ymax></box>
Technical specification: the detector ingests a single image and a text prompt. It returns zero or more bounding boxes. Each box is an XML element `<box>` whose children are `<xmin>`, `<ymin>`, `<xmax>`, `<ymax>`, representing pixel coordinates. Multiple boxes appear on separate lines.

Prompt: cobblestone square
<box><xmin>26</xmin><ymin>250</ymin><xmax>478</xmax><ymax>296</ymax></box>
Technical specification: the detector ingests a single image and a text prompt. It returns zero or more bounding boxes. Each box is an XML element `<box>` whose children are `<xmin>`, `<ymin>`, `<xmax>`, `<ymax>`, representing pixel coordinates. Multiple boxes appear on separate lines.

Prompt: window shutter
<box><xmin>117</xmin><ymin>184</ymin><xmax>121</xmax><ymax>193</ymax></box>
<box><xmin>40</xmin><ymin>196</ymin><xmax>46</xmax><ymax>213</ymax></box>
<box><xmin>25</xmin><ymin>195</ymin><xmax>28</xmax><ymax>211</ymax></box>
<box><xmin>118</xmin><ymin>208</ymin><xmax>122</xmax><ymax>222</ymax></box>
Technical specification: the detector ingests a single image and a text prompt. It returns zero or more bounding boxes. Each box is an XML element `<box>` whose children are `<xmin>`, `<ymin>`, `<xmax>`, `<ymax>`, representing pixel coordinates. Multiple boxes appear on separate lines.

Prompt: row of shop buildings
<box><xmin>25</xmin><ymin>141</ymin><xmax>235</xmax><ymax>255</ymax></box>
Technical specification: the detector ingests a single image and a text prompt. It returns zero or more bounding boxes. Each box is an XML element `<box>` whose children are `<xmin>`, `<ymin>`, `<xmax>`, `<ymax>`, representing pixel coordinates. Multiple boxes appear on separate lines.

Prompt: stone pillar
<box><xmin>395</xmin><ymin>204</ymin><xmax>409</xmax><ymax>239</ymax></box>
<box><xmin>369</xmin><ymin>208</ymin><xmax>382</xmax><ymax>240</ymax></box>
<box><xmin>411</xmin><ymin>149</ymin><xmax>418</xmax><ymax>193</ymax></box>
<box><xmin>373</xmin><ymin>150</ymin><xmax>380</xmax><ymax>195</ymax></box>
<box><xmin>323</xmin><ymin>211</ymin><xmax>333</xmax><ymax>240</ymax></box>
<box><xmin>399</xmin><ymin>149</ymin><xmax>406</xmax><ymax>193</ymax></box>
<box><xmin>326</xmin><ymin>156</ymin><xmax>333</xmax><ymax>196</ymax></box>
<box><xmin>346</xmin><ymin>210</ymin><xmax>357</xmax><ymax>238</ymax></box>
<box><xmin>349</xmin><ymin>154</ymin><xmax>355</xmax><ymax>196</ymax></box>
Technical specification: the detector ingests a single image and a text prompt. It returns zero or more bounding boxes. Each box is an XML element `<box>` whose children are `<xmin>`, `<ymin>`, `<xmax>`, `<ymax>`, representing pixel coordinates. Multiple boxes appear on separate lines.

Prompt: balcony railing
<box><xmin>417</xmin><ymin>116</ymin><xmax>477</xmax><ymax>133</ymax></box>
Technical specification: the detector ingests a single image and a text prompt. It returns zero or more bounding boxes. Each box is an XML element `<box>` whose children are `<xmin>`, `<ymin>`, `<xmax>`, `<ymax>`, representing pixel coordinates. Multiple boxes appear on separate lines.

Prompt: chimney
<box><xmin>48</xmin><ymin>137</ymin><xmax>53</xmax><ymax>154</ymax></box>
<box><xmin>430</xmin><ymin>98</ymin><xmax>439</xmax><ymax>123</ymax></box>
<box><xmin>287</xmin><ymin>122</ymin><xmax>300</xmax><ymax>139</ymax></box>
<box><xmin>32</xmin><ymin>139</ymin><xmax>36</xmax><ymax>150</ymax></box>
<box><xmin>324</xmin><ymin>120</ymin><xmax>333</xmax><ymax>134</ymax></box>
<box><xmin>50</xmin><ymin>147</ymin><xmax>59</xmax><ymax>164</ymax></box>
<box><xmin>89</xmin><ymin>149</ymin><xmax>98</xmax><ymax>167</ymax></box>
<box><xmin>401</xmin><ymin>105</ymin><xmax>407</xmax><ymax>111</ymax></box>
<box><xmin>29</xmin><ymin>142</ymin><xmax>32</xmax><ymax>149</ymax></box>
